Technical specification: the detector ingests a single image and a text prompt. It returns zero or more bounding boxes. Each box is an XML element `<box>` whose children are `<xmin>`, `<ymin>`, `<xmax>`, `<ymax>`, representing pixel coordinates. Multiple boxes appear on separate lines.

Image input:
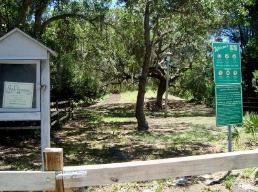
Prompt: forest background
<box><xmin>0</xmin><ymin>0</ymin><xmax>258</xmax><ymax>130</ymax></box>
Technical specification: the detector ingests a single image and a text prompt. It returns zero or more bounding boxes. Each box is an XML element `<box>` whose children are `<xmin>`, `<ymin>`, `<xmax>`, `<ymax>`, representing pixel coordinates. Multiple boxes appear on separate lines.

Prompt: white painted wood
<box><xmin>0</xmin><ymin>112</ymin><xmax>40</xmax><ymax>121</ymax></box>
<box><xmin>36</xmin><ymin>60</ymin><xmax>41</xmax><ymax>109</ymax></box>
<box><xmin>0</xmin><ymin>28</ymin><xmax>56</xmax><ymax>60</ymax></box>
<box><xmin>0</xmin><ymin>31</ymin><xmax>47</xmax><ymax>59</ymax></box>
<box><xmin>0</xmin><ymin>60</ymin><xmax>41</xmax><ymax>113</ymax></box>
<box><xmin>44</xmin><ymin>148</ymin><xmax>63</xmax><ymax>153</ymax></box>
<box><xmin>63</xmin><ymin>150</ymin><xmax>258</xmax><ymax>187</ymax></box>
<box><xmin>51</xmin><ymin>111</ymin><xmax>59</xmax><ymax>117</ymax></box>
<box><xmin>0</xmin><ymin>60</ymin><xmax>40</xmax><ymax>64</ymax></box>
<box><xmin>0</xmin><ymin>126</ymin><xmax>40</xmax><ymax>129</ymax></box>
<box><xmin>0</xmin><ymin>171</ymin><xmax>55</xmax><ymax>191</ymax></box>
<box><xmin>51</xmin><ymin>120</ymin><xmax>58</xmax><ymax>127</ymax></box>
<box><xmin>41</xmin><ymin>57</ymin><xmax>51</xmax><ymax>151</ymax></box>
<box><xmin>59</xmin><ymin>114</ymin><xmax>69</xmax><ymax>122</ymax></box>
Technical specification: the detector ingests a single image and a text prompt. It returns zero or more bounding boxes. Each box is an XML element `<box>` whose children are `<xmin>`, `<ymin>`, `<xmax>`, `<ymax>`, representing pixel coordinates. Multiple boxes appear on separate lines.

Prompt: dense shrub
<box><xmin>171</xmin><ymin>65</ymin><xmax>215</xmax><ymax>107</ymax></box>
<box><xmin>243</xmin><ymin>112</ymin><xmax>258</xmax><ymax>138</ymax></box>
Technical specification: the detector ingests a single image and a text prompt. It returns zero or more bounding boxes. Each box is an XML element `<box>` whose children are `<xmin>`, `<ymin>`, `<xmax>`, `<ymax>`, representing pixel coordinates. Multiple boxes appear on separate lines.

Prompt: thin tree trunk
<box><xmin>156</xmin><ymin>78</ymin><xmax>166</xmax><ymax>110</ymax></box>
<box><xmin>16</xmin><ymin>0</ymin><xmax>33</xmax><ymax>29</ymax></box>
<box><xmin>34</xmin><ymin>0</ymin><xmax>49</xmax><ymax>38</ymax></box>
<box><xmin>135</xmin><ymin>1</ymin><xmax>151</xmax><ymax>131</ymax></box>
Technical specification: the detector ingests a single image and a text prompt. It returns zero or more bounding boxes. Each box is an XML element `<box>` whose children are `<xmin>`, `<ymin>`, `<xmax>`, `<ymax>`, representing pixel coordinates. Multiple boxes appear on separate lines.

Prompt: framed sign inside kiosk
<box><xmin>0</xmin><ymin>60</ymin><xmax>41</xmax><ymax>121</ymax></box>
<box><xmin>0</xmin><ymin>60</ymin><xmax>40</xmax><ymax>113</ymax></box>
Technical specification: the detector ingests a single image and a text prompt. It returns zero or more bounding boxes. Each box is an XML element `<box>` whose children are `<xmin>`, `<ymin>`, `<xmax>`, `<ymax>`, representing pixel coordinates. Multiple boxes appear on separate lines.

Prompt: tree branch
<box><xmin>16</xmin><ymin>0</ymin><xmax>33</xmax><ymax>27</ymax></box>
<box><xmin>154</xmin><ymin>29</ymin><xmax>175</xmax><ymax>44</ymax></box>
<box><xmin>148</xmin><ymin>66</ymin><xmax>166</xmax><ymax>80</ymax></box>
<box><xmin>40</xmin><ymin>13</ymin><xmax>103</xmax><ymax>34</ymax></box>
<box><xmin>169</xmin><ymin>66</ymin><xmax>190</xmax><ymax>85</ymax></box>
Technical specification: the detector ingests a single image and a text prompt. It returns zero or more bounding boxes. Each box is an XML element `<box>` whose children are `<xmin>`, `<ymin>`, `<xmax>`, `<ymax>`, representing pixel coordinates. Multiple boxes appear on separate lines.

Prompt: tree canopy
<box><xmin>0</xmin><ymin>0</ymin><xmax>255</xmax><ymax>130</ymax></box>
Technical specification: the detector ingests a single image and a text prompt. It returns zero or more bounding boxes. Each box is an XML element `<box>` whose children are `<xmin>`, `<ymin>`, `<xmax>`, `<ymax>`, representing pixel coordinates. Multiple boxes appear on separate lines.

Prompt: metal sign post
<box><xmin>164</xmin><ymin>52</ymin><xmax>172</xmax><ymax>115</ymax></box>
<box><xmin>228</xmin><ymin>125</ymin><xmax>232</xmax><ymax>152</ymax></box>
<box><xmin>165</xmin><ymin>65</ymin><xmax>170</xmax><ymax>114</ymax></box>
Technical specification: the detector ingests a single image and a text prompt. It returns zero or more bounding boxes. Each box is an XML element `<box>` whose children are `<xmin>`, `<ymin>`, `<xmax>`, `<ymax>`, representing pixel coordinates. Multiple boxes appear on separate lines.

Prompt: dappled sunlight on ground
<box><xmin>0</xmin><ymin>97</ymin><xmax>221</xmax><ymax>171</ymax></box>
<box><xmin>2</xmin><ymin>94</ymin><xmax>256</xmax><ymax>191</ymax></box>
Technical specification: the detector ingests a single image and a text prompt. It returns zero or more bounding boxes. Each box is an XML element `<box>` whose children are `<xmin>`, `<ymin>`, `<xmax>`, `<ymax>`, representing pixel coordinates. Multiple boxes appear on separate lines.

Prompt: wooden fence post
<box><xmin>44</xmin><ymin>148</ymin><xmax>64</xmax><ymax>192</ymax></box>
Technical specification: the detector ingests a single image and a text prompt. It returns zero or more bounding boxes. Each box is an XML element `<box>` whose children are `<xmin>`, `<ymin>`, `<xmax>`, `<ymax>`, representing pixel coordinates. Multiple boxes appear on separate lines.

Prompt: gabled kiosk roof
<box><xmin>0</xmin><ymin>28</ymin><xmax>57</xmax><ymax>60</ymax></box>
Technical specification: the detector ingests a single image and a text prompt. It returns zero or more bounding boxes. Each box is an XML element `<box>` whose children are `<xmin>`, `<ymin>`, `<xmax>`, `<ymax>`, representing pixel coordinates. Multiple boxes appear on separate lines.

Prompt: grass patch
<box><xmin>223</xmin><ymin>175</ymin><xmax>237</xmax><ymax>189</ymax></box>
<box><xmin>241</xmin><ymin>168</ymin><xmax>258</xmax><ymax>179</ymax></box>
<box><xmin>102</xmin><ymin>117</ymin><xmax>136</xmax><ymax>123</ymax></box>
<box><xmin>119</xmin><ymin>90</ymin><xmax>182</xmax><ymax>103</ymax></box>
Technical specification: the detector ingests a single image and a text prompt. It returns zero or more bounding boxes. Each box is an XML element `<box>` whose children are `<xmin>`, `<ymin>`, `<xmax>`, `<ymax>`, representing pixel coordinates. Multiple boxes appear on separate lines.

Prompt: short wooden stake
<box><xmin>44</xmin><ymin>148</ymin><xmax>64</xmax><ymax>192</ymax></box>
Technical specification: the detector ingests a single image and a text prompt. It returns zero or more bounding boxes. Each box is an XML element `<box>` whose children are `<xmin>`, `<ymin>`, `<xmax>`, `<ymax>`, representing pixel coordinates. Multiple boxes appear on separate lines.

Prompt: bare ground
<box><xmin>0</xmin><ymin>94</ymin><xmax>257</xmax><ymax>191</ymax></box>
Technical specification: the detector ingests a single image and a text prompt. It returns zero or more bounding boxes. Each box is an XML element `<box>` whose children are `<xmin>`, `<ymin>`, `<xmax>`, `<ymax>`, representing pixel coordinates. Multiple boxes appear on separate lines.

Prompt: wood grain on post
<box><xmin>44</xmin><ymin>148</ymin><xmax>64</xmax><ymax>192</ymax></box>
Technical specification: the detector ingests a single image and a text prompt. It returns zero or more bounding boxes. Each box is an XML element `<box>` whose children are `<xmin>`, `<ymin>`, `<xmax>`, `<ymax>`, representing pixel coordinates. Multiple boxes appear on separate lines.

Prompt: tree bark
<box><xmin>156</xmin><ymin>78</ymin><xmax>166</xmax><ymax>110</ymax></box>
<box><xmin>40</xmin><ymin>13</ymin><xmax>101</xmax><ymax>36</ymax></box>
<box><xmin>16</xmin><ymin>0</ymin><xmax>33</xmax><ymax>29</ymax></box>
<box><xmin>135</xmin><ymin>1</ymin><xmax>152</xmax><ymax>131</ymax></box>
<box><xmin>34</xmin><ymin>0</ymin><xmax>49</xmax><ymax>38</ymax></box>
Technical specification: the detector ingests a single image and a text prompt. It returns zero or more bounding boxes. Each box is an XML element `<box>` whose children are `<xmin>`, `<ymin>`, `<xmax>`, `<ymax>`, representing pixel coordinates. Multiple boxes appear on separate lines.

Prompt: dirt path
<box><xmin>90</xmin><ymin>94</ymin><xmax>121</xmax><ymax>108</ymax></box>
<box><xmin>101</xmin><ymin>94</ymin><xmax>121</xmax><ymax>105</ymax></box>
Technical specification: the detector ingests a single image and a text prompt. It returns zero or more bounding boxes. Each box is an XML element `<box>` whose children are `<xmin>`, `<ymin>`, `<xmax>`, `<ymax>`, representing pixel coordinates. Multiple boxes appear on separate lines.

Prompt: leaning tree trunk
<box><xmin>136</xmin><ymin>75</ymin><xmax>149</xmax><ymax>131</ymax></box>
<box><xmin>135</xmin><ymin>2</ymin><xmax>151</xmax><ymax>131</ymax></box>
<box><xmin>156</xmin><ymin>78</ymin><xmax>166</xmax><ymax>110</ymax></box>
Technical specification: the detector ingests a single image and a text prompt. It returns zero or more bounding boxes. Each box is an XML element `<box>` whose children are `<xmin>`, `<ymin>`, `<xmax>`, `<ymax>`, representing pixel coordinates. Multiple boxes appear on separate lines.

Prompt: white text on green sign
<box><xmin>212</xmin><ymin>42</ymin><xmax>241</xmax><ymax>84</ymax></box>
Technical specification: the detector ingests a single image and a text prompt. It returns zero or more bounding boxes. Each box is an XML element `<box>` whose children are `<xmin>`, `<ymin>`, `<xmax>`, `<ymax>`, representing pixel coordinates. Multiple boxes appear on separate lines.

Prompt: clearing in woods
<box><xmin>0</xmin><ymin>91</ymin><xmax>257</xmax><ymax>191</ymax></box>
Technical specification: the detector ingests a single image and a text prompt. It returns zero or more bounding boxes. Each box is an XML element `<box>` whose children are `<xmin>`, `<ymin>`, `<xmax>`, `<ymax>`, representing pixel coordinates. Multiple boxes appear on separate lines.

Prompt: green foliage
<box><xmin>232</xmin><ymin>126</ymin><xmax>241</xmax><ymax>144</ymax></box>
<box><xmin>241</xmin><ymin>168</ymin><xmax>258</xmax><ymax>179</ymax></box>
<box><xmin>0</xmin><ymin>0</ymin><xmax>254</xmax><ymax>106</ymax></box>
<box><xmin>172</xmin><ymin>64</ymin><xmax>214</xmax><ymax>106</ymax></box>
<box><xmin>252</xmin><ymin>70</ymin><xmax>258</xmax><ymax>79</ymax></box>
<box><xmin>0</xmin><ymin>0</ymin><xmax>111</xmax><ymax>103</ymax></box>
<box><xmin>223</xmin><ymin>175</ymin><xmax>237</xmax><ymax>189</ymax></box>
<box><xmin>243</xmin><ymin>112</ymin><xmax>258</xmax><ymax>138</ymax></box>
<box><xmin>252</xmin><ymin>70</ymin><xmax>258</xmax><ymax>93</ymax></box>
<box><xmin>46</xmin><ymin>20</ymin><xmax>105</xmax><ymax>101</ymax></box>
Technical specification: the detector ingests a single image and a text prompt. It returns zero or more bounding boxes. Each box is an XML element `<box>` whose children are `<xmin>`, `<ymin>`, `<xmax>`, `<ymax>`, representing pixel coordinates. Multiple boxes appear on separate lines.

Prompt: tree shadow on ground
<box><xmin>74</xmin><ymin>100</ymin><xmax>214</xmax><ymax>127</ymax></box>
<box><xmin>51</xmin><ymin>121</ymin><xmax>223</xmax><ymax>166</ymax></box>
<box><xmin>146</xmin><ymin>99</ymin><xmax>215</xmax><ymax>118</ymax></box>
<box><xmin>0</xmin><ymin>130</ymin><xmax>41</xmax><ymax>170</ymax></box>
<box><xmin>0</xmin><ymin>124</ymin><xmax>221</xmax><ymax>170</ymax></box>
<box><xmin>0</xmin><ymin>100</ymin><xmax>219</xmax><ymax>170</ymax></box>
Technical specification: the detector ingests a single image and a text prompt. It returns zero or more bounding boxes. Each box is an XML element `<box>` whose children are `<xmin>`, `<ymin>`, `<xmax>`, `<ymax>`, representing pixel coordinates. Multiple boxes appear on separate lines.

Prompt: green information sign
<box><xmin>212</xmin><ymin>42</ymin><xmax>241</xmax><ymax>84</ymax></box>
<box><xmin>215</xmin><ymin>85</ymin><xmax>243</xmax><ymax>126</ymax></box>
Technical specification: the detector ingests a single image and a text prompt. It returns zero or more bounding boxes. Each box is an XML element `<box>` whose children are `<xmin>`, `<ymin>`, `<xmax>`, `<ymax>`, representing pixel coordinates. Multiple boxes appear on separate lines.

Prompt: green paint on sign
<box><xmin>215</xmin><ymin>85</ymin><xmax>243</xmax><ymax>126</ymax></box>
<box><xmin>212</xmin><ymin>42</ymin><xmax>241</xmax><ymax>84</ymax></box>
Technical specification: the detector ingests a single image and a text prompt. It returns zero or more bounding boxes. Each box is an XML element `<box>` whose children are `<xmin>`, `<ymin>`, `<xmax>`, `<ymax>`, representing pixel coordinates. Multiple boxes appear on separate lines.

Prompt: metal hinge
<box><xmin>56</xmin><ymin>170</ymin><xmax>87</xmax><ymax>180</ymax></box>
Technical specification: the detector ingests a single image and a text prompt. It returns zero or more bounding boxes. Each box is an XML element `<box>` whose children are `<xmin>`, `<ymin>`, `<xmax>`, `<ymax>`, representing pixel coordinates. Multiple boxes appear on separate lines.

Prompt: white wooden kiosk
<box><xmin>0</xmin><ymin>28</ymin><xmax>56</xmax><ymax>151</ymax></box>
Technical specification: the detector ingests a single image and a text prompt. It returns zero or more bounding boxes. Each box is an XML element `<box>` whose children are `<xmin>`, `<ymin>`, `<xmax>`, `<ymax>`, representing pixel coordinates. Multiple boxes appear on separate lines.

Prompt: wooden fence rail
<box><xmin>0</xmin><ymin>171</ymin><xmax>55</xmax><ymax>191</ymax></box>
<box><xmin>0</xmin><ymin>100</ymin><xmax>73</xmax><ymax>129</ymax></box>
<box><xmin>0</xmin><ymin>149</ymin><xmax>258</xmax><ymax>191</ymax></box>
<box><xmin>50</xmin><ymin>100</ymin><xmax>73</xmax><ymax>128</ymax></box>
<box><xmin>63</xmin><ymin>149</ymin><xmax>258</xmax><ymax>188</ymax></box>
